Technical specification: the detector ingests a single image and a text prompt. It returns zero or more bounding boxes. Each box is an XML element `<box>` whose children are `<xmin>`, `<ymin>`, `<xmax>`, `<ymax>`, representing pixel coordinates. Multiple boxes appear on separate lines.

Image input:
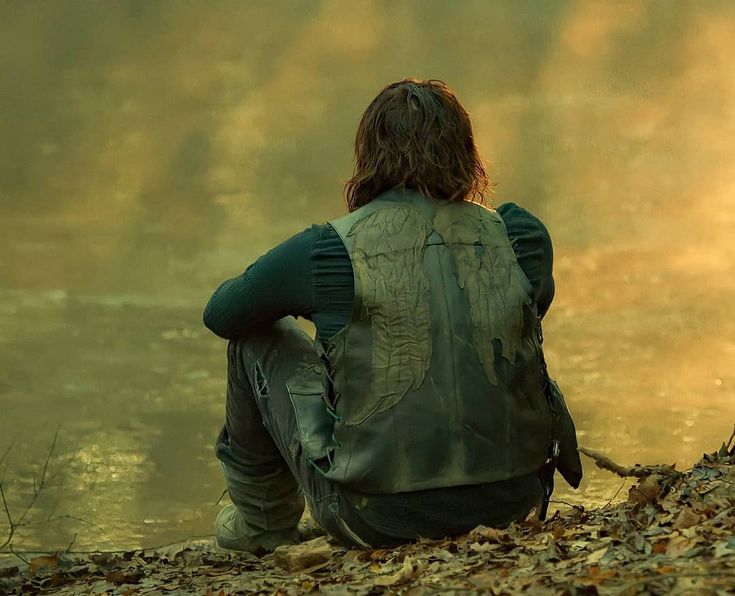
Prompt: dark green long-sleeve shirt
<box><xmin>204</xmin><ymin>202</ymin><xmax>554</xmax><ymax>340</ymax></box>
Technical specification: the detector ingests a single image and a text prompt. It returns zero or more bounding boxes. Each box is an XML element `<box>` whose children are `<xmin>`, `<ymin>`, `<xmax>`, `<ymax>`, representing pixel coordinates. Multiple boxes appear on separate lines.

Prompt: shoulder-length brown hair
<box><xmin>344</xmin><ymin>79</ymin><xmax>490</xmax><ymax>212</ymax></box>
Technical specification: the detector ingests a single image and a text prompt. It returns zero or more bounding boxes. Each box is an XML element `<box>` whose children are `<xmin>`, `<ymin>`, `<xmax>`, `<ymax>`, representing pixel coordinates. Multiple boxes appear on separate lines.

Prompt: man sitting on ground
<box><xmin>203</xmin><ymin>78</ymin><xmax>582</xmax><ymax>552</ymax></box>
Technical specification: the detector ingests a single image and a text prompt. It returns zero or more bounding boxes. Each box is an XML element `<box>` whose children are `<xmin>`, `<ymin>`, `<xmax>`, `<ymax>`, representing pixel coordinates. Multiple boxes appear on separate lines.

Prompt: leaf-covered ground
<box><xmin>1</xmin><ymin>443</ymin><xmax>734</xmax><ymax>595</ymax></box>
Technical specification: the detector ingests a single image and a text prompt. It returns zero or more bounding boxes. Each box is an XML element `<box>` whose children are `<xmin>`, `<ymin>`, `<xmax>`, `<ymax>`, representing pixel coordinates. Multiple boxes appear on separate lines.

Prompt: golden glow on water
<box><xmin>1</xmin><ymin>1</ymin><xmax>733</xmax><ymax>549</ymax></box>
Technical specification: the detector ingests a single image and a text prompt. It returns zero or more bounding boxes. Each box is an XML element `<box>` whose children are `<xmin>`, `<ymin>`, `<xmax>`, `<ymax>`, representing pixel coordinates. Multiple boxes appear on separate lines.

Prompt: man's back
<box><xmin>323</xmin><ymin>190</ymin><xmax>552</xmax><ymax>493</ymax></box>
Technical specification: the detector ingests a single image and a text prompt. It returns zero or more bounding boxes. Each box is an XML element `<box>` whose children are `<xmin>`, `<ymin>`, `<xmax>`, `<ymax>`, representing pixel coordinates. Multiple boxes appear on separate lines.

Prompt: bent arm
<box><xmin>203</xmin><ymin>228</ymin><xmax>316</xmax><ymax>339</ymax></box>
<box><xmin>497</xmin><ymin>202</ymin><xmax>555</xmax><ymax>319</ymax></box>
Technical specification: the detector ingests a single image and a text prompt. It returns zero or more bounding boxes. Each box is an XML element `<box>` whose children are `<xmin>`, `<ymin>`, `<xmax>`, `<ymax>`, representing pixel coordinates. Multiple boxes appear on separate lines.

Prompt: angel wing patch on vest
<box><xmin>434</xmin><ymin>203</ymin><xmax>530</xmax><ymax>386</ymax></box>
<box><xmin>345</xmin><ymin>205</ymin><xmax>433</xmax><ymax>424</ymax></box>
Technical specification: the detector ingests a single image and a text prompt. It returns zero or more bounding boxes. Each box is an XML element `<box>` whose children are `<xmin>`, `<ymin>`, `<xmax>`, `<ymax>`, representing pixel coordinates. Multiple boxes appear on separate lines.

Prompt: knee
<box><xmin>231</xmin><ymin>318</ymin><xmax>312</xmax><ymax>360</ymax></box>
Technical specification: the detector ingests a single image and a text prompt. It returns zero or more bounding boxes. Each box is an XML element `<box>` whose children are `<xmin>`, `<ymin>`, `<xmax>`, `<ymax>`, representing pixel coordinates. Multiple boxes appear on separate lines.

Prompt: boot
<box><xmin>215</xmin><ymin>503</ymin><xmax>299</xmax><ymax>554</ymax></box>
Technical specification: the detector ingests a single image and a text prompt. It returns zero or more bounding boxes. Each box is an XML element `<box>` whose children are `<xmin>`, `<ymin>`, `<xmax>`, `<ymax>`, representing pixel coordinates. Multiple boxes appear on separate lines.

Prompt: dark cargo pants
<box><xmin>214</xmin><ymin>317</ymin><xmax>399</xmax><ymax>548</ymax></box>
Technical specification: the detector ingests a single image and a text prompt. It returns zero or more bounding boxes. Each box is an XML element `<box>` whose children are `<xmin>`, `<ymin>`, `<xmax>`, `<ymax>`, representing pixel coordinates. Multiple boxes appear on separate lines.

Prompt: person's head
<box><xmin>344</xmin><ymin>78</ymin><xmax>490</xmax><ymax>211</ymax></box>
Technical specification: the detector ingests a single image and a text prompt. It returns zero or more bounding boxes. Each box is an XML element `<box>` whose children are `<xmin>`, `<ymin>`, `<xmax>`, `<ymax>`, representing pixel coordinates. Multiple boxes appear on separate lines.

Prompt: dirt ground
<box><xmin>1</xmin><ymin>439</ymin><xmax>734</xmax><ymax>595</ymax></box>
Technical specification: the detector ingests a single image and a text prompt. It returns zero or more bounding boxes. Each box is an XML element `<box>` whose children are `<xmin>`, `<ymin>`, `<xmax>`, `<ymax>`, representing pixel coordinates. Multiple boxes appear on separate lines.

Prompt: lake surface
<box><xmin>1</xmin><ymin>1</ymin><xmax>733</xmax><ymax>551</ymax></box>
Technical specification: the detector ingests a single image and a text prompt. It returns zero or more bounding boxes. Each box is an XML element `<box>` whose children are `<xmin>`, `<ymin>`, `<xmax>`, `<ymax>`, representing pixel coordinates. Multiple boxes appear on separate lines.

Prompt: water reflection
<box><xmin>1</xmin><ymin>1</ymin><xmax>733</xmax><ymax>550</ymax></box>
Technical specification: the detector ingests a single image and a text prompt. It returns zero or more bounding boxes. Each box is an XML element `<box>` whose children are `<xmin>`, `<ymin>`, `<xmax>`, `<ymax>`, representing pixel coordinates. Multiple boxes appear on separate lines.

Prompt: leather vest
<box><xmin>318</xmin><ymin>189</ymin><xmax>562</xmax><ymax>493</ymax></box>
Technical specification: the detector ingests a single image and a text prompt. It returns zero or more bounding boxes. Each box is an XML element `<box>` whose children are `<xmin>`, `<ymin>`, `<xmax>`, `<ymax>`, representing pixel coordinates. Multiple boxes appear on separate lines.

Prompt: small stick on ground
<box><xmin>578</xmin><ymin>446</ymin><xmax>683</xmax><ymax>479</ymax></box>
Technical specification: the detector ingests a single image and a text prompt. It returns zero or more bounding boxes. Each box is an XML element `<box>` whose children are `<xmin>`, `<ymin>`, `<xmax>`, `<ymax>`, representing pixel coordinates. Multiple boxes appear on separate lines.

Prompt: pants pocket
<box><xmin>286</xmin><ymin>364</ymin><xmax>335</xmax><ymax>462</ymax></box>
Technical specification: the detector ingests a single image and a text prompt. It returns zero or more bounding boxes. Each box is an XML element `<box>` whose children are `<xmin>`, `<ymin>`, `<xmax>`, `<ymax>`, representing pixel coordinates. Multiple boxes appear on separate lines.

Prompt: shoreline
<box><xmin>2</xmin><ymin>440</ymin><xmax>733</xmax><ymax>595</ymax></box>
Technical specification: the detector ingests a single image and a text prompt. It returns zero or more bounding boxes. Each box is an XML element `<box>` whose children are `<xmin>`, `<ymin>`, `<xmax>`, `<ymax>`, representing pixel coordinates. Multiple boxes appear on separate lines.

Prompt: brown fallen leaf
<box><xmin>106</xmin><ymin>569</ymin><xmax>144</xmax><ymax>585</ymax></box>
<box><xmin>552</xmin><ymin>524</ymin><xmax>566</xmax><ymax>541</ymax></box>
<box><xmin>673</xmin><ymin>508</ymin><xmax>701</xmax><ymax>530</ymax></box>
<box><xmin>652</xmin><ymin>541</ymin><xmax>667</xmax><ymax>554</ymax></box>
<box><xmin>29</xmin><ymin>555</ymin><xmax>59</xmax><ymax>575</ymax></box>
<box><xmin>368</xmin><ymin>549</ymin><xmax>389</xmax><ymax>561</ymax></box>
<box><xmin>468</xmin><ymin>525</ymin><xmax>512</xmax><ymax>544</ymax></box>
<box><xmin>586</xmin><ymin>545</ymin><xmax>609</xmax><ymax>564</ymax></box>
<box><xmin>665</xmin><ymin>533</ymin><xmax>696</xmax><ymax>558</ymax></box>
<box><xmin>584</xmin><ymin>565</ymin><xmax>618</xmax><ymax>585</ymax></box>
<box><xmin>628</xmin><ymin>475</ymin><xmax>663</xmax><ymax>506</ymax></box>
<box><xmin>469</xmin><ymin>541</ymin><xmax>500</xmax><ymax>553</ymax></box>
<box><xmin>373</xmin><ymin>555</ymin><xmax>425</xmax><ymax>587</ymax></box>
<box><xmin>655</xmin><ymin>565</ymin><xmax>677</xmax><ymax>574</ymax></box>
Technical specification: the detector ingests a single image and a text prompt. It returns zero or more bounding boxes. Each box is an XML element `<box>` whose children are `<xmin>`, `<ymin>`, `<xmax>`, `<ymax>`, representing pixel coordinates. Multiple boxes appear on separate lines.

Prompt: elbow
<box><xmin>202</xmin><ymin>300</ymin><xmax>235</xmax><ymax>340</ymax></box>
<box><xmin>537</xmin><ymin>277</ymin><xmax>556</xmax><ymax>320</ymax></box>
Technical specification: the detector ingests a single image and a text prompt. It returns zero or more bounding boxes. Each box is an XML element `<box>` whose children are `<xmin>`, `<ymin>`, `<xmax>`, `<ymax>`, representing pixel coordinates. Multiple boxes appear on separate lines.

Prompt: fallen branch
<box><xmin>578</xmin><ymin>446</ymin><xmax>683</xmax><ymax>479</ymax></box>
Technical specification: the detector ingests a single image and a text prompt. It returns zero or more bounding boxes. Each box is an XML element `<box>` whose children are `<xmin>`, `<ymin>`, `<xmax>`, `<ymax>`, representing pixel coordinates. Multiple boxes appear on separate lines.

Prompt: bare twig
<box><xmin>23</xmin><ymin>514</ymin><xmax>108</xmax><ymax>535</ymax></box>
<box><xmin>603</xmin><ymin>478</ymin><xmax>628</xmax><ymax>508</ymax></box>
<box><xmin>8</xmin><ymin>544</ymin><xmax>28</xmax><ymax>565</ymax></box>
<box><xmin>549</xmin><ymin>499</ymin><xmax>584</xmax><ymax>509</ymax></box>
<box><xmin>16</xmin><ymin>428</ymin><xmax>59</xmax><ymax>527</ymax></box>
<box><xmin>578</xmin><ymin>446</ymin><xmax>683</xmax><ymax>479</ymax></box>
<box><xmin>1</xmin><ymin>429</ymin><xmax>61</xmax><ymax>551</ymax></box>
<box><xmin>0</xmin><ymin>482</ymin><xmax>14</xmax><ymax>550</ymax></box>
<box><xmin>725</xmin><ymin>424</ymin><xmax>735</xmax><ymax>453</ymax></box>
<box><xmin>0</xmin><ymin>440</ymin><xmax>13</xmax><ymax>474</ymax></box>
<box><xmin>46</xmin><ymin>470</ymin><xmax>67</xmax><ymax>522</ymax></box>
<box><xmin>65</xmin><ymin>533</ymin><xmax>78</xmax><ymax>553</ymax></box>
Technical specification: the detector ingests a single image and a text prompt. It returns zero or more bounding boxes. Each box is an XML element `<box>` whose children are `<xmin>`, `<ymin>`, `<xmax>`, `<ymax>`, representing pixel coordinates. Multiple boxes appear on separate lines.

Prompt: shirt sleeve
<box><xmin>496</xmin><ymin>202</ymin><xmax>556</xmax><ymax>319</ymax></box>
<box><xmin>202</xmin><ymin>227</ymin><xmax>317</xmax><ymax>339</ymax></box>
